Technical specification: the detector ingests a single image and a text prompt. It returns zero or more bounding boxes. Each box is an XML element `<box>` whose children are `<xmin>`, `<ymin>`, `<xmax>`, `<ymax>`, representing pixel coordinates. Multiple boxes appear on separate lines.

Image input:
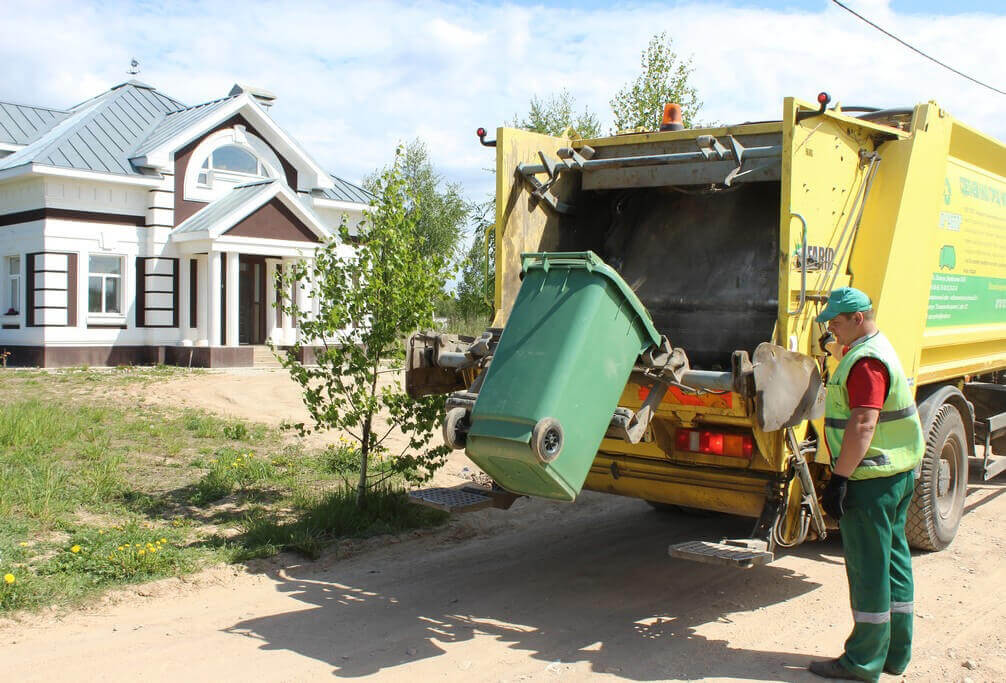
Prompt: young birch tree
<box><xmin>277</xmin><ymin>150</ymin><xmax>451</xmax><ymax>506</ymax></box>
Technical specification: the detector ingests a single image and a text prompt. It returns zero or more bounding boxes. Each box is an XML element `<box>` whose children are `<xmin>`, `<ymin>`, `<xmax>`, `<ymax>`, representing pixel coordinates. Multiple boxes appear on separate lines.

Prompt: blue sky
<box><xmin>2</xmin><ymin>0</ymin><xmax>1004</xmax><ymax>228</ymax></box>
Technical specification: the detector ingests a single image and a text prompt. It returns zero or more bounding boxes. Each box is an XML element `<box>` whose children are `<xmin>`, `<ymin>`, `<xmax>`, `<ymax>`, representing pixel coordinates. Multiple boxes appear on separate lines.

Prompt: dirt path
<box><xmin>4</xmin><ymin>370</ymin><xmax>1004</xmax><ymax>682</ymax></box>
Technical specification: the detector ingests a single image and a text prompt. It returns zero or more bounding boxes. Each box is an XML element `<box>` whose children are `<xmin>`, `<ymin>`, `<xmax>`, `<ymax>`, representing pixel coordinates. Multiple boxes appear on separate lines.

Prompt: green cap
<box><xmin>815</xmin><ymin>287</ymin><xmax>872</xmax><ymax>323</ymax></box>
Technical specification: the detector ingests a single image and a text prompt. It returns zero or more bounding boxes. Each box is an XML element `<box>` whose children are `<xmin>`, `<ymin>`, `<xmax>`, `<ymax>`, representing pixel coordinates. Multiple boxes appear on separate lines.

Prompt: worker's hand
<box><xmin>817</xmin><ymin>331</ymin><xmax>835</xmax><ymax>356</ymax></box>
<box><xmin>820</xmin><ymin>474</ymin><xmax>848</xmax><ymax>521</ymax></box>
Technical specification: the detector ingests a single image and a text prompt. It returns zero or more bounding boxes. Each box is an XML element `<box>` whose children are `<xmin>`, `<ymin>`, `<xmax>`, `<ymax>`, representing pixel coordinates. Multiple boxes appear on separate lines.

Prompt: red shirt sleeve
<box><xmin>846</xmin><ymin>358</ymin><xmax>890</xmax><ymax>410</ymax></box>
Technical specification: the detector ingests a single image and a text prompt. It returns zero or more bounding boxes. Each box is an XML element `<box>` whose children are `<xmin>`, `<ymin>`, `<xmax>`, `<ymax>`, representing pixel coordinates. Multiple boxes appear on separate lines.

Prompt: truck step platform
<box><xmin>668</xmin><ymin>539</ymin><xmax>774</xmax><ymax>568</ymax></box>
<box><xmin>409</xmin><ymin>485</ymin><xmax>520</xmax><ymax>513</ymax></box>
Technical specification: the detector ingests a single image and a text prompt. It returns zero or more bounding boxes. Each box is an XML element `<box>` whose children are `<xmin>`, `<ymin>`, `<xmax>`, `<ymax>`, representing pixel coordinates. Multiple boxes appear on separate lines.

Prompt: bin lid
<box><xmin>520</xmin><ymin>251</ymin><xmax>662</xmax><ymax>349</ymax></box>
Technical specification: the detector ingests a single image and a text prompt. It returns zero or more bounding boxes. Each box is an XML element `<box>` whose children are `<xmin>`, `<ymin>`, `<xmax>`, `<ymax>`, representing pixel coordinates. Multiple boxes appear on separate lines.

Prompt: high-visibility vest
<box><xmin>824</xmin><ymin>331</ymin><xmax>924</xmax><ymax>480</ymax></box>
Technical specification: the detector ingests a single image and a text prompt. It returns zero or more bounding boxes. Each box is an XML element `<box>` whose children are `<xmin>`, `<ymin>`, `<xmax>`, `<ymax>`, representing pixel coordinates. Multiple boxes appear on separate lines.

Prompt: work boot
<box><xmin>808</xmin><ymin>658</ymin><xmax>861</xmax><ymax>680</ymax></box>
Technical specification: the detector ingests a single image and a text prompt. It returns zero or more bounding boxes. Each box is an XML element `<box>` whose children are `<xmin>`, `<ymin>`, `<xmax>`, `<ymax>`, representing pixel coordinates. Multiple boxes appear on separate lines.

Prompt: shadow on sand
<box><xmin>225</xmin><ymin>498</ymin><xmax>842</xmax><ymax>680</ymax></box>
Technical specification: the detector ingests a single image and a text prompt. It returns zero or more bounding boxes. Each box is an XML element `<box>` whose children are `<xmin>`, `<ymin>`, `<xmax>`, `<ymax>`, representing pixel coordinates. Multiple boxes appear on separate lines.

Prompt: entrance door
<box><xmin>238</xmin><ymin>256</ymin><xmax>267</xmax><ymax>345</ymax></box>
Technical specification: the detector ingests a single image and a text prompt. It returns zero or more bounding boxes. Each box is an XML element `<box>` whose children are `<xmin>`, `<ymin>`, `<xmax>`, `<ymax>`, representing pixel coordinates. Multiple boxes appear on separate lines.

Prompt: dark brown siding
<box><xmin>26</xmin><ymin>252</ymin><xmax>73</xmax><ymax>328</ymax></box>
<box><xmin>173</xmin><ymin>114</ymin><xmax>299</xmax><ymax>226</ymax></box>
<box><xmin>135</xmin><ymin>257</ymin><xmax>145</xmax><ymax>328</ymax></box>
<box><xmin>1</xmin><ymin>345</ymin><xmax>256</xmax><ymax>368</ymax></box>
<box><xmin>220</xmin><ymin>253</ymin><xmax>227</xmax><ymax>346</ymax></box>
<box><xmin>25</xmin><ymin>252</ymin><xmax>35</xmax><ymax>327</ymax></box>
<box><xmin>189</xmin><ymin>259</ymin><xmax>198</xmax><ymax>329</ymax></box>
<box><xmin>66</xmin><ymin>253</ymin><xmax>77</xmax><ymax>327</ymax></box>
<box><xmin>0</xmin><ymin>209</ymin><xmax>145</xmax><ymax>228</ymax></box>
<box><xmin>224</xmin><ymin>198</ymin><xmax>320</xmax><ymax>243</ymax></box>
<box><xmin>135</xmin><ymin>258</ymin><xmax>179</xmax><ymax>328</ymax></box>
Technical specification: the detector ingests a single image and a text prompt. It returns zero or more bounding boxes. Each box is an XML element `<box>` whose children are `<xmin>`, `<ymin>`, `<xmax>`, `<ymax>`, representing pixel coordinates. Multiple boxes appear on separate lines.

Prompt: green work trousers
<box><xmin>838</xmin><ymin>470</ymin><xmax>915</xmax><ymax>682</ymax></box>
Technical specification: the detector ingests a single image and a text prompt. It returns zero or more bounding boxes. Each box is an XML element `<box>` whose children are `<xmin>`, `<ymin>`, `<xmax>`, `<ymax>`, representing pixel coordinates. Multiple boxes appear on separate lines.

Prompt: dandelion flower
<box><xmin>99</xmin><ymin>530</ymin><xmax>106</xmax><ymax>535</ymax></box>
<box><xmin>117</xmin><ymin>546</ymin><xmax>124</xmax><ymax>551</ymax></box>
<box><xmin>160</xmin><ymin>538</ymin><xmax>167</xmax><ymax>544</ymax></box>
<box><xmin>18</xmin><ymin>542</ymin><xmax>28</xmax><ymax>547</ymax></box>
<box><xmin>138</xmin><ymin>550</ymin><xmax>145</xmax><ymax>556</ymax></box>
<box><xmin>70</xmin><ymin>545</ymin><xmax>81</xmax><ymax>553</ymax></box>
<box><xmin>3</xmin><ymin>574</ymin><xmax>14</xmax><ymax>585</ymax></box>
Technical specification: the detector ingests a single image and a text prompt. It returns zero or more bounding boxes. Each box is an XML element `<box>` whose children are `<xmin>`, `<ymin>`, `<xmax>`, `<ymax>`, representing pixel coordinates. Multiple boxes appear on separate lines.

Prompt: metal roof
<box><xmin>171</xmin><ymin>180</ymin><xmax>278</xmax><ymax>235</ymax></box>
<box><xmin>0</xmin><ymin>82</ymin><xmax>182</xmax><ymax>175</ymax></box>
<box><xmin>0</xmin><ymin>101</ymin><xmax>70</xmax><ymax>146</ymax></box>
<box><xmin>131</xmin><ymin>95</ymin><xmax>240</xmax><ymax>159</ymax></box>
<box><xmin>0</xmin><ymin>81</ymin><xmax>363</xmax><ymax>196</ymax></box>
<box><xmin>320</xmin><ymin>174</ymin><xmax>373</xmax><ymax>204</ymax></box>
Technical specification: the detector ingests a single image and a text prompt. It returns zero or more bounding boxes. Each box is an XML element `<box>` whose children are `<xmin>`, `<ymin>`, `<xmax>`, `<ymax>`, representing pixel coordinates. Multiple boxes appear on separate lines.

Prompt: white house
<box><xmin>0</xmin><ymin>80</ymin><xmax>371</xmax><ymax>367</ymax></box>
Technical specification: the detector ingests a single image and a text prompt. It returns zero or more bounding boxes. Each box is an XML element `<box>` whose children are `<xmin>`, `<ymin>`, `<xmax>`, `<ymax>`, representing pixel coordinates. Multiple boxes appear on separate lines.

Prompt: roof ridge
<box><xmin>166</xmin><ymin>93</ymin><xmax>241</xmax><ymax>116</ymax></box>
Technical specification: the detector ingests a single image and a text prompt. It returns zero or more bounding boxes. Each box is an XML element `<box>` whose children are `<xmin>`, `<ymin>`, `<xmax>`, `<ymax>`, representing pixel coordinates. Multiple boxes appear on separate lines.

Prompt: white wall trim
<box><xmin>0</xmin><ymin>163</ymin><xmax>163</xmax><ymax>187</ymax></box>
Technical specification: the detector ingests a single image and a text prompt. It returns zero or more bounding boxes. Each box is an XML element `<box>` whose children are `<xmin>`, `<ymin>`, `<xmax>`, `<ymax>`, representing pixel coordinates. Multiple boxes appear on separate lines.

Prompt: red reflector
<box><xmin>700</xmin><ymin>431</ymin><xmax>724</xmax><ymax>455</ymax></box>
<box><xmin>723</xmin><ymin>435</ymin><xmax>744</xmax><ymax>457</ymax></box>
<box><xmin>477</xmin><ymin>127</ymin><xmax>486</xmax><ymax>137</ymax></box>
<box><xmin>675</xmin><ymin>428</ymin><xmax>753</xmax><ymax>458</ymax></box>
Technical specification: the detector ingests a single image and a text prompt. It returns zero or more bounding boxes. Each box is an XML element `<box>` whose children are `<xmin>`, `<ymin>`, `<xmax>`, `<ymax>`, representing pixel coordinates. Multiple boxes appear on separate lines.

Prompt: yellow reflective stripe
<box><xmin>890</xmin><ymin>601</ymin><xmax>914</xmax><ymax>614</ymax></box>
<box><xmin>852</xmin><ymin>610</ymin><xmax>890</xmax><ymax>624</ymax></box>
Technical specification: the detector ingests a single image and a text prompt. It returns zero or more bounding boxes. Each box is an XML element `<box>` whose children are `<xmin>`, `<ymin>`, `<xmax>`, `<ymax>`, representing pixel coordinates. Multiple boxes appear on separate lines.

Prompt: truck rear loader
<box><xmin>407</xmin><ymin>94</ymin><xmax>1006</xmax><ymax>566</ymax></box>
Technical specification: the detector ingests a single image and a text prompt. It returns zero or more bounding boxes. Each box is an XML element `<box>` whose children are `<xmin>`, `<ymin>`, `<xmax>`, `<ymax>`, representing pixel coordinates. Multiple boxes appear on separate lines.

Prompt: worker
<box><xmin>809</xmin><ymin>287</ymin><xmax>925</xmax><ymax>681</ymax></box>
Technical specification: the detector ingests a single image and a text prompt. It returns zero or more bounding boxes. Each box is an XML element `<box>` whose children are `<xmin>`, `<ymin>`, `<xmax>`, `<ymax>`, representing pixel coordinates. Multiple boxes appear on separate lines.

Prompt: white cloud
<box><xmin>1</xmin><ymin>0</ymin><xmax>1004</xmax><ymax>209</ymax></box>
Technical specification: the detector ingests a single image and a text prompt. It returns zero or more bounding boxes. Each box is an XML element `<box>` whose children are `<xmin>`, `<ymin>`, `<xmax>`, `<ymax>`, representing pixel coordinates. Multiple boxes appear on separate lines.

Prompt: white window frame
<box><xmin>87</xmin><ymin>253</ymin><xmax>126</xmax><ymax>319</ymax></box>
<box><xmin>184</xmin><ymin>127</ymin><xmax>284</xmax><ymax>203</ymax></box>
<box><xmin>4</xmin><ymin>254</ymin><xmax>20</xmax><ymax>316</ymax></box>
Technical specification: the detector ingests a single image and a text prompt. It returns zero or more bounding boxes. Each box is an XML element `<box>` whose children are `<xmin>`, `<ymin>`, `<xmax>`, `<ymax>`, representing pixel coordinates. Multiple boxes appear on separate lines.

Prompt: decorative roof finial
<box><xmin>128</xmin><ymin>59</ymin><xmax>140</xmax><ymax>76</ymax></box>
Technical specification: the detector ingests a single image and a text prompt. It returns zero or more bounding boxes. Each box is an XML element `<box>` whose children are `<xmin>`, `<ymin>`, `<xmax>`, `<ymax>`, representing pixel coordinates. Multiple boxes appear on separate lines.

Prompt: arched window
<box><xmin>197</xmin><ymin>145</ymin><xmax>269</xmax><ymax>187</ymax></box>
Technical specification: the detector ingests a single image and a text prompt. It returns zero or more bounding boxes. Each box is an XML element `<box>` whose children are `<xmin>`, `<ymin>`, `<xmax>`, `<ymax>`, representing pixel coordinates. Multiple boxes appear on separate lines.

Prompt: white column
<box><xmin>178</xmin><ymin>256</ymin><xmax>191</xmax><ymax>344</ymax></box>
<box><xmin>196</xmin><ymin>255</ymin><xmax>208</xmax><ymax>346</ymax></box>
<box><xmin>265</xmin><ymin>259</ymin><xmax>278</xmax><ymax>344</ymax></box>
<box><xmin>207</xmin><ymin>250</ymin><xmax>220</xmax><ymax>347</ymax></box>
<box><xmin>281</xmin><ymin>257</ymin><xmax>295</xmax><ymax>345</ymax></box>
<box><xmin>225</xmin><ymin>251</ymin><xmax>240</xmax><ymax>347</ymax></box>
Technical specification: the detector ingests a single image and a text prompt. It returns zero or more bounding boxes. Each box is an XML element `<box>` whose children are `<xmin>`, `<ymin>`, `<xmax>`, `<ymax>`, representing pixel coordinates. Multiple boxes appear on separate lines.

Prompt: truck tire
<box><xmin>906</xmin><ymin>403</ymin><xmax>968</xmax><ymax>551</ymax></box>
<box><xmin>443</xmin><ymin>408</ymin><xmax>468</xmax><ymax>451</ymax></box>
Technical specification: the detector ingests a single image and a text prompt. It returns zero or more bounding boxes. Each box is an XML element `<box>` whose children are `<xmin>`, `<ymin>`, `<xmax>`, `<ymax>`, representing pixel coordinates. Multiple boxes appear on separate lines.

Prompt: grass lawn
<box><xmin>0</xmin><ymin>367</ymin><xmax>446</xmax><ymax>614</ymax></box>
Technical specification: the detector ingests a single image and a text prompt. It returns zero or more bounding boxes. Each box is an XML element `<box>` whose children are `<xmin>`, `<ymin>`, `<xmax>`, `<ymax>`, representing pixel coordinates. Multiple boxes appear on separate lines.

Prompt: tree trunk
<box><xmin>357</xmin><ymin>415</ymin><xmax>371</xmax><ymax>507</ymax></box>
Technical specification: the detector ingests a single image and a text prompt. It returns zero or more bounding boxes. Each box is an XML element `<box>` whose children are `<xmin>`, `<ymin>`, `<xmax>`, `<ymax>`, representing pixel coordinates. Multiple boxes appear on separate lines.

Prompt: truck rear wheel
<box><xmin>906</xmin><ymin>403</ymin><xmax>968</xmax><ymax>551</ymax></box>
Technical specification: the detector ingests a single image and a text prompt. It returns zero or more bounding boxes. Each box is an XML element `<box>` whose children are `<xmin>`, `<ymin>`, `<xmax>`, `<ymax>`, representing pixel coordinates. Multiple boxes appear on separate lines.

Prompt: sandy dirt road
<box><xmin>3</xmin><ymin>370</ymin><xmax>1004</xmax><ymax>682</ymax></box>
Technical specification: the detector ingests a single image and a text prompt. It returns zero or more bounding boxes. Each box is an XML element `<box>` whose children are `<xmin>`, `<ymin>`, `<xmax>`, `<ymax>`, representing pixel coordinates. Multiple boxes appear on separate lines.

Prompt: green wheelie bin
<box><xmin>465</xmin><ymin>251</ymin><xmax>661</xmax><ymax>501</ymax></box>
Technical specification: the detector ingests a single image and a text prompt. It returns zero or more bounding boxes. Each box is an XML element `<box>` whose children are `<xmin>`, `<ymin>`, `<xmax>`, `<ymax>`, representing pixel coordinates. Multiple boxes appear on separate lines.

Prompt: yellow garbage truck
<box><xmin>407</xmin><ymin>94</ymin><xmax>1006</xmax><ymax>566</ymax></box>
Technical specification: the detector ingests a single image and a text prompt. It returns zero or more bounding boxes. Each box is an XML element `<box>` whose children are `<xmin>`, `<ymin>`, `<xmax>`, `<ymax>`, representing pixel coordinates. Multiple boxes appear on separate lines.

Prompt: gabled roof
<box><xmin>321</xmin><ymin>174</ymin><xmax>374</xmax><ymax>204</ymax></box>
<box><xmin>130</xmin><ymin>95</ymin><xmax>240</xmax><ymax>159</ymax></box>
<box><xmin>0</xmin><ymin>81</ymin><xmax>182</xmax><ymax>175</ymax></box>
<box><xmin>0</xmin><ymin>80</ymin><xmax>362</xmax><ymax>196</ymax></box>
<box><xmin>170</xmin><ymin>179</ymin><xmax>331</xmax><ymax>242</ymax></box>
<box><xmin>0</xmin><ymin>101</ymin><xmax>69</xmax><ymax>146</ymax></box>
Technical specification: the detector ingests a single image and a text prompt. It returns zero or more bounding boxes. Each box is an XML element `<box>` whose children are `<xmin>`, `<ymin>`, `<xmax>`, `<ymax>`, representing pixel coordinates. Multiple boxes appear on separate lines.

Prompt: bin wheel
<box><xmin>907</xmin><ymin>403</ymin><xmax>968</xmax><ymax>551</ymax></box>
<box><xmin>443</xmin><ymin>408</ymin><xmax>469</xmax><ymax>451</ymax></box>
<box><xmin>532</xmin><ymin>417</ymin><xmax>563</xmax><ymax>464</ymax></box>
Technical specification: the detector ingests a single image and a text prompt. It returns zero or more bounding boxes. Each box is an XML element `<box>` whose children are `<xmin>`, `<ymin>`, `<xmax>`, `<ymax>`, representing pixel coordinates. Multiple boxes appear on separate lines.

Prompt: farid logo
<box><xmin>944</xmin><ymin>178</ymin><xmax>952</xmax><ymax>206</ymax></box>
<box><xmin>793</xmin><ymin>243</ymin><xmax>835</xmax><ymax>271</ymax></box>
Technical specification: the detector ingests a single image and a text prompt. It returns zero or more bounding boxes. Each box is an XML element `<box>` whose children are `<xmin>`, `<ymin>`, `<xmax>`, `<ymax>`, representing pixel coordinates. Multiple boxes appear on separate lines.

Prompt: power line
<box><xmin>831</xmin><ymin>0</ymin><xmax>1006</xmax><ymax>97</ymax></box>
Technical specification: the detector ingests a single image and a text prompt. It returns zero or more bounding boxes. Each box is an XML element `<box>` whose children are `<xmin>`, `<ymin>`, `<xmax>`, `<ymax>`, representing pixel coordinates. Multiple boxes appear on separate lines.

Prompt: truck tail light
<box><xmin>675</xmin><ymin>428</ymin><xmax>754</xmax><ymax>458</ymax></box>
